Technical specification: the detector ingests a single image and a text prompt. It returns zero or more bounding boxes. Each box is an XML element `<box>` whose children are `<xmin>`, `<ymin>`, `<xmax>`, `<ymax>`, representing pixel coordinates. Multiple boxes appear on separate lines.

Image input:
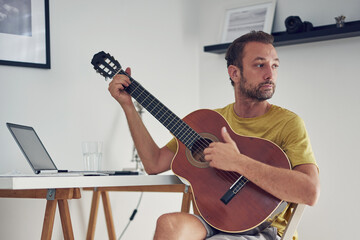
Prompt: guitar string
<box><xmin>114</xmin><ymin>62</ymin><xmax>241</xmax><ymax>185</ymax></box>
<box><xmin>128</xmin><ymin>80</ymin><xmax>242</xmax><ymax>184</ymax></box>
<box><xmin>107</xmin><ymin>66</ymin><xmax>189</xmax><ymax>142</ymax></box>
<box><xmin>110</xmin><ymin>65</ymin><xmax>242</xmax><ymax>185</ymax></box>
<box><xmin>111</xmin><ymin>67</ymin><xmax>245</xmax><ymax>189</ymax></box>
<box><xmin>110</xmin><ymin>65</ymin><xmax>244</xmax><ymax>185</ymax></box>
<box><xmin>129</xmin><ymin>83</ymin><xmax>210</xmax><ymax>151</ymax></box>
<box><xmin>123</xmin><ymin>80</ymin><xmax>199</xmax><ymax>149</ymax></box>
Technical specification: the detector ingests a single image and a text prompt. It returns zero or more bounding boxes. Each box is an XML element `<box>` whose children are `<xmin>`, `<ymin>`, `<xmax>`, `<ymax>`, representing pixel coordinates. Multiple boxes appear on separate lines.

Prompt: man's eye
<box><xmin>273</xmin><ymin>64</ymin><xmax>279</xmax><ymax>69</ymax></box>
<box><xmin>256</xmin><ymin>64</ymin><xmax>264</xmax><ymax>68</ymax></box>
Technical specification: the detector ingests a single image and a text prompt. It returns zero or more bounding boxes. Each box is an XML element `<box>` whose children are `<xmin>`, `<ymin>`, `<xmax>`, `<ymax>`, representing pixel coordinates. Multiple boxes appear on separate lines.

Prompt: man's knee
<box><xmin>154</xmin><ymin>212</ymin><xmax>207</xmax><ymax>240</ymax></box>
<box><xmin>156</xmin><ymin>213</ymin><xmax>178</xmax><ymax>231</ymax></box>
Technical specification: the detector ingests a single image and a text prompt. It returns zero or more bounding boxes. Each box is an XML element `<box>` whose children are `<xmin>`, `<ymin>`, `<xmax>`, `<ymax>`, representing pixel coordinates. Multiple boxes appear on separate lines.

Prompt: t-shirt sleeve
<box><xmin>280</xmin><ymin>116</ymin><xmax>317</xmax><ymax>169</ymax></box>
<box><xmin>166</xmin><ymin>137</ymin><xmax>178</xmax><ymax>153</ymax></box>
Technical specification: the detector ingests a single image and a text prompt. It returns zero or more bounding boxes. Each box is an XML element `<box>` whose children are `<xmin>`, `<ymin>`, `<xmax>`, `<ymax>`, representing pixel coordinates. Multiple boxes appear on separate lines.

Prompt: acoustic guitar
<box><xmin>91</xmin><ymin>51</ymin><xmax>291</xmax><ymax>233</ymax></box>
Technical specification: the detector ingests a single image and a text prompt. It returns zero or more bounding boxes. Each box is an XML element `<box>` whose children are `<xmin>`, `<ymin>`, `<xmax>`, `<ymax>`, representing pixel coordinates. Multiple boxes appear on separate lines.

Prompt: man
<box><xmin>108</xmin><ymin>31</ymin><xmax>320</xmax><ymax>240</ymax></box>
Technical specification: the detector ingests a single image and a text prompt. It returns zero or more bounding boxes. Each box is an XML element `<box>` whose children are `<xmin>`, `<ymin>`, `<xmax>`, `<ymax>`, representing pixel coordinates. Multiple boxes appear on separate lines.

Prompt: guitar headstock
<box><xmin>91</xmin><ymin>51</ymin><xmax>121</xmax><ymax>80</ymax></box>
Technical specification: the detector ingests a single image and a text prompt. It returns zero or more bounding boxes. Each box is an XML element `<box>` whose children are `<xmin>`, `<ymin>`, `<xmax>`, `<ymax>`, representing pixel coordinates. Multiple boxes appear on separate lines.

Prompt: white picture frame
<box><xmin>220</xmin><ymin>0</ymin><xmax>276</xmax><ymax>43</ymax></box>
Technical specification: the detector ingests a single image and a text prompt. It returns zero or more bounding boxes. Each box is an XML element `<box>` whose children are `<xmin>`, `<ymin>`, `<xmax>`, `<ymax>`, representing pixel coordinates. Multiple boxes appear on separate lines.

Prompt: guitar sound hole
<box><xmin>191</xmin><ymin>138</ymin><xmax>212</xmax><ymax>162</ymax></box>
<box><xmin>185</xmin><ymin>133</ymin><xmax>219</xmax><ymax>168</ymax></box>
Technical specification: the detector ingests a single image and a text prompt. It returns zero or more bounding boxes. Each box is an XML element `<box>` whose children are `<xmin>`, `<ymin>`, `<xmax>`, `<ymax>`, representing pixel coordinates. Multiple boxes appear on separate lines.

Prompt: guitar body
<box><xmin>91</xmin><ymin>51</ymin><xmax>291</xmax><ymax>233</ymax></box>
<box><xmin>171</xmin><ymin>109</ymin><xmax>291</xmax><ymax>233</ymax></box>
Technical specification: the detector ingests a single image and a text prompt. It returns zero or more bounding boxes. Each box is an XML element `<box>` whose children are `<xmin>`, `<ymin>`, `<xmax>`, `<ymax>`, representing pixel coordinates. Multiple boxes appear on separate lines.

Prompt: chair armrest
<box><xmin>280</xmin><ymin>203</ymin><xmax>306</xmax><ymax>240</ymax></box>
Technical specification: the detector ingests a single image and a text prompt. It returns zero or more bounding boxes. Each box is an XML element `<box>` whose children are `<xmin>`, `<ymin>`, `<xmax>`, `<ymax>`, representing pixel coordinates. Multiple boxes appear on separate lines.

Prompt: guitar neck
<box><xmin>118</xmin><ymin>70</ymin><xmax>200</xmax><ymax>150</ymax></box>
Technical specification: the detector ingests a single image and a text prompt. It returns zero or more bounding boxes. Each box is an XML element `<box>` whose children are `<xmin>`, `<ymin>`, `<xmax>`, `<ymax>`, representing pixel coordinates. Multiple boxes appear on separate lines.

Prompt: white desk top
<box><xmin>0</xmin><ymin>174</ymin><xmax>183</xmax><ymax>190</ymax></box>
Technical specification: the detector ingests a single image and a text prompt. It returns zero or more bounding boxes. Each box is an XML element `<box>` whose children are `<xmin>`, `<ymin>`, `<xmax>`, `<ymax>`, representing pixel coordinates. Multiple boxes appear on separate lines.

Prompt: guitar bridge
<box><xmin>221</xmin><ymin>176</ymin><xmax>248</xmax><ymax>204</ymax></box>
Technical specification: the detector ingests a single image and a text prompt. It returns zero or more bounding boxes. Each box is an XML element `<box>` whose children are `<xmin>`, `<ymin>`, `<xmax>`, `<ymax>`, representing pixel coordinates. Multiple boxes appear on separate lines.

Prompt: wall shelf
<box><xmin>204</xmin><ymin>20</ymin><xmax>360</xmax><ymax>54</ymax></box>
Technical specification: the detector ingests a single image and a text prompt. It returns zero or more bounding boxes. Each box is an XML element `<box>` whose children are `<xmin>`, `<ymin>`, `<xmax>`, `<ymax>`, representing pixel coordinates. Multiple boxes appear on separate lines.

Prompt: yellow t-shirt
<box><xmin>166</xmin><ymin>103</ymin><xmax>317</xmax><ymax>239</ymax></box>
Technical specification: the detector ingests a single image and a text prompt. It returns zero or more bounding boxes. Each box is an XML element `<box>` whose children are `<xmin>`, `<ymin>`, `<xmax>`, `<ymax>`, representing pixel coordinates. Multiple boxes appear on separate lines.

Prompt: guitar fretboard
<box><xmin>121</xmin><ymin>71</ymin><xmax>201</xmax><ymax>150</ymax></box>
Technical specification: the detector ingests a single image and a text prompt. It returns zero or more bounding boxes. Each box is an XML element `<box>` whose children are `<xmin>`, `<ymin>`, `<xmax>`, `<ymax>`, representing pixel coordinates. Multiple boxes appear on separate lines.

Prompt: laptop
<box><xmin>6</xmin><ymin>122</ymin><xmax>140</xmax><ymax>176</ymax></box>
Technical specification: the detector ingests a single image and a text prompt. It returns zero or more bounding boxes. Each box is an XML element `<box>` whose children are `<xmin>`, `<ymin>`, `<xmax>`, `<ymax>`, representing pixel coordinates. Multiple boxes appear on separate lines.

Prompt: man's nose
<box><xmin>264</xmin><ymin>65</ymin><xmax>274</xmax><ymax>80</ymax></box>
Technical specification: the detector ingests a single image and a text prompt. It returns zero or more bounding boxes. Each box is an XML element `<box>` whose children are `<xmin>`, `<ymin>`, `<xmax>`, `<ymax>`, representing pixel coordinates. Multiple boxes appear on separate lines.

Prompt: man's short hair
<box><xmin>225</xmin><ymin>31</ymin><xmax>274</xmax><ymax>69</ymax></box>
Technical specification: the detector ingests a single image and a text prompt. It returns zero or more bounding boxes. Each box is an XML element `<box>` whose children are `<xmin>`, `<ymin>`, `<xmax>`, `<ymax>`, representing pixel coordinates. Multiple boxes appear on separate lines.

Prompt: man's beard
<box><xmin>238</xmin><ymin>73</ymin><xmax>276</xmax><ymax>101</ymax></box>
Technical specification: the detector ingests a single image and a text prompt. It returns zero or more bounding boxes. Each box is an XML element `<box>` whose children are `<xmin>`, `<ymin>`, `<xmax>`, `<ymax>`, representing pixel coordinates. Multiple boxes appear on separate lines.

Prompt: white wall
<box><xmin>198</xmin><ymin>0</ymin><xmax>360</xmax><ymax>240</ymax></box>
<box><xmin>0</xmin><ymin>0</ymin><xmax>199</xmax><ymax>239</ymax></box>
<box><xmin>1</xmin><ymin>0</ymin><xmax>359</xmax><ymax>239</ymax></box>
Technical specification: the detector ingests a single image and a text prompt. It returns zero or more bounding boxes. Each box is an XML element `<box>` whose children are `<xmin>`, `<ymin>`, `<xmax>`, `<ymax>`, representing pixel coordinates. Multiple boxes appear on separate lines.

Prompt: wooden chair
<box><xmin>280</xmin><ymin>203</ymin><xmax>306</xmax><ymax>240</ymax></box>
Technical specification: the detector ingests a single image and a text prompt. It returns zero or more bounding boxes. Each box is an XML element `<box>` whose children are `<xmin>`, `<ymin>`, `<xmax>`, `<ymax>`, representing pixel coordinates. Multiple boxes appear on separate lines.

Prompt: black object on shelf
<box><xmin>204</xmin><ymin>20</ymin><xmax>360</xmax><ymax>54</ymax></box>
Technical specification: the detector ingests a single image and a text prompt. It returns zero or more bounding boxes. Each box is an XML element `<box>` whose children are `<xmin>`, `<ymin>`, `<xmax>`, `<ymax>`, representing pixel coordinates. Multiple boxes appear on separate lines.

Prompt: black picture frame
<box><xmin>0</xmin><ymin>0</ymin><xmax>50</xmax><ymax>69</ymax></box>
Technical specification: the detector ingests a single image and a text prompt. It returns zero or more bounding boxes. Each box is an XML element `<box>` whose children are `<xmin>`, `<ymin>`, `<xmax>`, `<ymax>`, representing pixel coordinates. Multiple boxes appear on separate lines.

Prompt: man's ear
<box><xmin>228</xmin><ymin>65</ymin><xmax>241</xmax><ymax>83</ymax></box>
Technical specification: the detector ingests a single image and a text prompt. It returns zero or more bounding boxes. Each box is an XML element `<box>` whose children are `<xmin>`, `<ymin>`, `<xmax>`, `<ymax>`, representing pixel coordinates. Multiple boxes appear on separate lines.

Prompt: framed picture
<box><xmin>0</xmin><ymin>0</ymin><xmax>50</xmax><ymax>69</ymax></box>
<box><xmin>221</xmin><ymin>0</ymin><xmax>276</xmax><ymax>43</ymax></box>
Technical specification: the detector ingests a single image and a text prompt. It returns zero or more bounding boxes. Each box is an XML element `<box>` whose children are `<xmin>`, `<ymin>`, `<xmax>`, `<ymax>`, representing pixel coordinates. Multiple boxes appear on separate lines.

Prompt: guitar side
<box><xmin>171</xmin><ymin>109</ymin><xmax>291</xmax><ymax>233</ymax></box>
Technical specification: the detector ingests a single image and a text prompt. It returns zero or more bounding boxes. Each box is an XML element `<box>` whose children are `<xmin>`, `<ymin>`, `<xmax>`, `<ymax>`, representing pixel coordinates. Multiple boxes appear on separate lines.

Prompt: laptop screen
<box><xmin>7</xmin><ymin>123</ymin><xmax>57</xmax><ymax>173</ymax></box>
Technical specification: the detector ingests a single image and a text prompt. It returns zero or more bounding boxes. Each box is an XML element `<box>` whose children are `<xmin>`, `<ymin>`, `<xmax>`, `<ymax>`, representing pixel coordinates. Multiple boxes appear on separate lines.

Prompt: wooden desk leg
<box><xmin>86</xmin><ymin>190</ymin><xmax>101</xmax><ymax>240</ymax></box>
<box><xmin>181</xmin><ymin>188</ymin><xmax>199</xmax><ymax>215</ymax></box>
<box><xmin>181</xmin><ymin>190</ymin><xmax>191</xmax><ymax>213</ymax></box>
<box><xmin>41</xmin><ymin>200</ymin><xmax>57</xmax><ymax>240</ymax></box>
<box><xmin>58</xmin><ymin>199</ymin><xmax>75</xmax><ymax>240</ymax></box>
<box><xmin>191</xmin><ymin>191</ymin><xmax>199</xmax><ymax>215</ymax></box>
<box><xmin>101</xmin><ymin>191</ymin><xmax>116</xmax><ymax>240</ymax></box>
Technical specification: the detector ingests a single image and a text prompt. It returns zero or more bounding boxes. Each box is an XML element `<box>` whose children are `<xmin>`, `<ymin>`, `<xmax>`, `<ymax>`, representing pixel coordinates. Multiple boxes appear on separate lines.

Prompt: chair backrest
<box><xmin>280</xmin><ymin>203</ymin><xmax>306</xmax><ymax>240</ymax></box>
